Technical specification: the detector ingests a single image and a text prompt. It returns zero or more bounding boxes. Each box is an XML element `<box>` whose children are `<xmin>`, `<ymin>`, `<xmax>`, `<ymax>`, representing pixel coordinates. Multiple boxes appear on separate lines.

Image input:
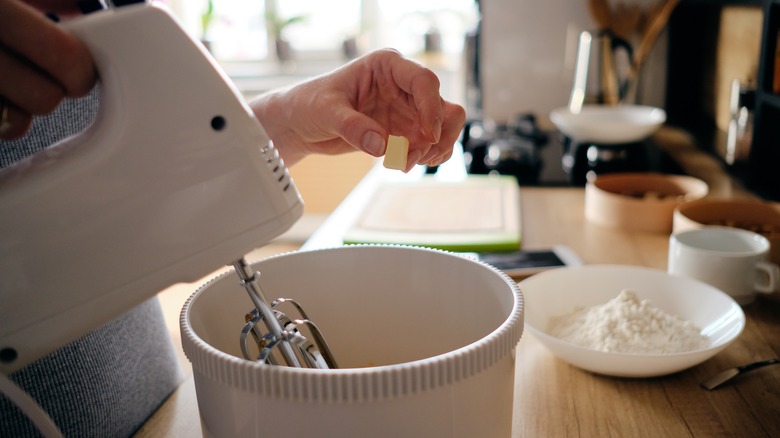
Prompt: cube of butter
<box><xmin>383</xmin><ymin>135</ymin><xmax>409</xmax><ymax>170</ymax></box>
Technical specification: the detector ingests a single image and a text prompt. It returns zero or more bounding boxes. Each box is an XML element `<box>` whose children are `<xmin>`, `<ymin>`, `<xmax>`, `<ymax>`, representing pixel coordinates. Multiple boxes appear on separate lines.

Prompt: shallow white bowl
<box><xmin>519</xmin><ymin>264</ymin><xmax>745</xmax><ymax>377</ymax></box>
<box><xmin>550</xmin><ymin>105</ymin><xmax>667</xmax><ymax>144</ymax></box>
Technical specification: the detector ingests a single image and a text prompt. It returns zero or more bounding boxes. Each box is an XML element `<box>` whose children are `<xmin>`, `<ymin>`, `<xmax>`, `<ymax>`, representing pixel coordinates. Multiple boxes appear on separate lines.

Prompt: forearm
<box><xmin>249</xmin><ymin>88</ymin><xmax>309</xmax><ymax>167</ymax></box>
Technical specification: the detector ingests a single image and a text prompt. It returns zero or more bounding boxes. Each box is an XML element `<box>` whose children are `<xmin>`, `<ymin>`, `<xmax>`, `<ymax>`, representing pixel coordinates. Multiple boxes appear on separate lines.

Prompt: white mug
<box><xmin>668</xmin><ymin>227</ymin><xmax>780</xmax><ymax>305</ymax></box>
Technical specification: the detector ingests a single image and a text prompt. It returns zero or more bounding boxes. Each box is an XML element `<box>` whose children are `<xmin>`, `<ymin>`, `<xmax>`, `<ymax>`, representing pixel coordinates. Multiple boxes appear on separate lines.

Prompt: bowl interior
<box><xmin>519</xmin><ymin>265</ymin><xmax>744</xmax><ymax>377</ymax></box>
<box><xmin>584</xmin><ymin>173</ymin><xmax>709</xmax><ymax>233</ymax></box>
<box><xmin>187</xmin><ymin>246</ymin><xmax>520</xmax><ymax>368</ymax></box>
<box><xmin>550</xmin><ymin>105</ymin><xmax>666</xmax><ymax>144</ymax></box>
<box><xmin>674</xmin><ymin>199</ymin><xmax>780</xmax><ymax>268</ymax></box>
<box><xmin>594</xmin><ymin>173</ymin><xmax>707</xmax><ymax>202</ymax></box>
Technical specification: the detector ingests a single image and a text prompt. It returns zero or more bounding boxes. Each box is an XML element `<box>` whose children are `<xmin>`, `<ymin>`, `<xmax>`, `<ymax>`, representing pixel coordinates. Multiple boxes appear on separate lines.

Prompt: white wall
<box><xmin>480</xmin><ymin>0</ymin><xmax>667</xmax><ymax>123</ymax></box>
<box><xmin>481</xmin><ymin>0</ymin><xmax>590</xmax><ymax>121</ymax></box>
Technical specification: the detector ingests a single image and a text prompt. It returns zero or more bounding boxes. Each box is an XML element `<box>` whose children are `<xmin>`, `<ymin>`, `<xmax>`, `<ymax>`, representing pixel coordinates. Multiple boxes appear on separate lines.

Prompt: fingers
<box><xmin>0</xmin><ymin>1</ymin><xmax>96</xmax><ymax>139</ymax></box>
<box><xmin>334</xmin><ymin>101</ymin><xmax>462</xmax><ymax>172</ymax></box>
<box><xmin>407</xmin><ymin>71</ymin><xmax>444</xmax><ymax>145</ymax></box>
<box><xmin>252</xmin><ymin>48</ymin><xmax>465</xmax><ymax>171</ymax></box>
<box><xmin>334</xmin><ymin>107</ymin><xmax>387</xmax><ymax>157</ymax></box>
<box><xmin>23</xmin><ymin>2</ymin><xmax>85</xmax><ymax>16</ymax></box>
<box><xmin>373</xmin><ymin>49</ymin><xmax>444</xmax><ymax>144</ymax></box>
<box><xmin>402</xmin><ymin>99</ymin><xmax>465</xmax><ymax>171</ymax></box>
<box><xmin>341</xmin><ymin>50</ymin><xmax>465</xmax><ymax>171</ymax></box>
<box><xmin>0</xmin><ymin>1</ymin><xmax>96</xmax><ymax>98</ymax></box>
<box><xmin>0</xmin><ymin>100</ymin><xmax>33</xmax><ymax>139</ymax></box>
<box><xmin>0</xmin><ymin>49</ymin><xmax>67</xmax><ymax>115</ymax></box>
<box><xmin>369</xmin><ymin>49</ymin><xmax>464</xmax><ymax>170</ymax></box>
<box><xmin>418</xmin><ymin>100</ymin><xmax>466</xmax><ymax>167</ymax></box>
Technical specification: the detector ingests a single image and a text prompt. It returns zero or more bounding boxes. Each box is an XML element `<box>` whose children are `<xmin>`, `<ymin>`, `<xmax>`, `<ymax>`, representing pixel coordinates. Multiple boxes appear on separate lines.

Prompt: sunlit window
<box><xmin>376</xmin><ymin>0</ymin><xmax>477</xmax><ymax>55</ymax></box>
<box><xmin>166</xmin><ymin>0</ymin><xmax>477</xmax><ymax>62</ymax></box>
<box><xmin>276</xmin><ymin>0</ymin><xmax>361</xmax><ymax>54</ymax></box>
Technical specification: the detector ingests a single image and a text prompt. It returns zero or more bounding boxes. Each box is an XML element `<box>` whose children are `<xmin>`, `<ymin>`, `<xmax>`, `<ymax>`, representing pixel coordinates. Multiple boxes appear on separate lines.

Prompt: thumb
<box><xmin>335</xmin><ymin>109</ymin><xmax>388</xmax><ymax>157</ymax></box>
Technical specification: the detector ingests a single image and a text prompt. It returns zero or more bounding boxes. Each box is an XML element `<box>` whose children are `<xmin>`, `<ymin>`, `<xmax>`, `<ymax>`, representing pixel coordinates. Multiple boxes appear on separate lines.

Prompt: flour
<box><xmin>548</xmin><ymin>289</ymin><xmax>709</xmax><ymax>354</ymax></box>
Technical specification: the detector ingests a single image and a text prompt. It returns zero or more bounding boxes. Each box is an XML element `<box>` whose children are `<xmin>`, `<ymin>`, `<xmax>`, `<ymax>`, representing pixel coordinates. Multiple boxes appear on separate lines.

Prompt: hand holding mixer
<box><xmin>0</xmin><ymin>1</ymin><xmax>336</xmax><ymax>374</ymax></box>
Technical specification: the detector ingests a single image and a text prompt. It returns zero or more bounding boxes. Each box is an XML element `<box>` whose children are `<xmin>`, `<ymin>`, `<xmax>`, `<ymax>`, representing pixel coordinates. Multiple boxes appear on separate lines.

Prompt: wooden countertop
<box><xmin>300</xmin><ymin>158</ymin><xmax>780</xmax><ymax>436</ymax></box>
<box><xmin>511</xmin><ymin>188</ymin><xmax>780</xmax><ymax>437</ymax></box>
<box><xmin>138</xmin><ymin>143</ymin><xmax>780</xmax><ymax>437</ymax></box>
<box><xmin>304</xmin><ymin>152</ymin><xmax>780</xmax><ymax>437</ymax></box>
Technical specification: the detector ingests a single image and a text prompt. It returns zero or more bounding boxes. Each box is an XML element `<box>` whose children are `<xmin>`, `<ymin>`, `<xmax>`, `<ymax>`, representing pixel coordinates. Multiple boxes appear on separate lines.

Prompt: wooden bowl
<box><xmin>673</xmin><ymin>198</ymin><xmax>780</xmax><ymax>265</ymax></box>
<box><xmin>585</xmin><ymin>172</ymin><xmax>709</xmax><ymax>233</ymax></box>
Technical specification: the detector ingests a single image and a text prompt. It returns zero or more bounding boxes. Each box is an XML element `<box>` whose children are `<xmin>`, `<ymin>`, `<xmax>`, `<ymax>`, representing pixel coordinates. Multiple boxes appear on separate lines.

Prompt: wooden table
<box><xmin>139</xmin><ymin>158</ymin><xmax>780</xmax><ymax>437</ymax></box>
<box><xmin>510</xmin><ymin>188</ymin><xmax>780</xmax><ymax>437</ymax></box>
<box><xmin>301</xmin><ymin>159</ymin><xmax>780</xmax><ymax>437</ymax></box>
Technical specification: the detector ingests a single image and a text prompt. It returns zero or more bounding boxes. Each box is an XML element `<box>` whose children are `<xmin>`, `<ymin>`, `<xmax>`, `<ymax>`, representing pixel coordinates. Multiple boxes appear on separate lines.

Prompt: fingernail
<box><xmin>432</xmin><ymin>118</ymin><xmax>442</xmax><ymax>143</ymax></box>
<box><xmin>405</xmin><ymin>149</ymin><xmax>422</xmax><ymax>172</ymax></box>
<box><xmin>420</xmin><ymin>148</ymin><xmax>438</xmax><ymax>164</ymax></box>
<box><xmin>0</xmin><ymin>110</ymin><xmax>11</xmax><ymax>136</ymax></box>
<box><xmin>363</xmin><ymin>131</ymin><xmax>385</xmax><ymax>156</ymax></box>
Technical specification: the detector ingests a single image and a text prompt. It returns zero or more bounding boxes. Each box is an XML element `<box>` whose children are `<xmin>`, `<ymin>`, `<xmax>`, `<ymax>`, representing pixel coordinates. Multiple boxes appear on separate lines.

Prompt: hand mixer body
<box><xmin>0</xmin><ymin>3</ymin><xmax>303</xmax><ymax>373</ymax></box>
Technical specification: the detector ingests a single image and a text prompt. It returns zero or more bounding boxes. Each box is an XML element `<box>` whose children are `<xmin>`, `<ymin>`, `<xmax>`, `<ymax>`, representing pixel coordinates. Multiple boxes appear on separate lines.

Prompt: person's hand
<box><xmin>0</xmin><ymin>0</ymin><xmax>96</xmax><ymax>140</ymax></box>
<box><xmin>251</xmin><ymin>49</ymin><xmax>466</xmax><ymax>172</ymax></box>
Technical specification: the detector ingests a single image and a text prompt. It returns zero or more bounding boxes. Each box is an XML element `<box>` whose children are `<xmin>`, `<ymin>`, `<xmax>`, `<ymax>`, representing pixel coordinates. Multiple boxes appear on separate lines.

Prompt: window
<box><xmin>275</xmin><ymin>0</ymin><xmax>362</xmax><ymax>54</ymax></box>
<box><xmin>165</xmin><ymin>0</ymin><xmax>477</xmax><ymax>62</ymax></box>
<box><xmin>375</xmin><ymin>0</ymin><xmax>477</xmax><ymax>55</ymax></box>
<box><xmin>165</xmin><ymin>0</ymin><xmax>268</xmax><ymax>59</ymax></box>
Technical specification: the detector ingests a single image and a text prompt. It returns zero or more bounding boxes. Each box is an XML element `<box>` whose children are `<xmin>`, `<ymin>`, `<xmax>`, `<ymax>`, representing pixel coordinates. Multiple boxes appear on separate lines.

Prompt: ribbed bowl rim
<box><xmin>180</xmin><ymin>245</ymin><xmax>524</xmax><ymax>404</ymax></box>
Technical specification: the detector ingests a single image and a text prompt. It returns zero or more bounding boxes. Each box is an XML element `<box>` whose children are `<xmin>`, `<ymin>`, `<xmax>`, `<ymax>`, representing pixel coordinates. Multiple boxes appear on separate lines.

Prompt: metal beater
<box><xmin>233</xmin><ymin>259</ymin><xmax>338</xmax><ymax>369</ymax></box>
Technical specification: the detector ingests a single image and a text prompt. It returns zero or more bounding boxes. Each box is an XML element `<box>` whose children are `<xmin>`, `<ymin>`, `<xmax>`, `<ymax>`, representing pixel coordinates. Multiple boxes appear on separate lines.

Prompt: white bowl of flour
<box><xmin>519</xmin><ymin>264</ymin><xmax>745</xmax><ymax>377</ymax></box>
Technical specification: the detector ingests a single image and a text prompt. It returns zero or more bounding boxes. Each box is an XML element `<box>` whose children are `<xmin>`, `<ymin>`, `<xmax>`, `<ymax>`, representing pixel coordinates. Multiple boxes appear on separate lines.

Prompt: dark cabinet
<box><xmin>750</xmin><ymin>0</ymin><xmax>780</xmax><ymax>199</ymax></box>
<box><xmin>666</xmin><ymin>0</ymin><xmax>780</xmax><ymax>200</ymax></box>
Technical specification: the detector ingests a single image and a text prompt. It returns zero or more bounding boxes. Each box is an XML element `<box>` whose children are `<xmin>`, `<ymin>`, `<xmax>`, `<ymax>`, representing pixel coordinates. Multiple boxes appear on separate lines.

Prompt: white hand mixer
<box><xmin>0</xmin><ymin>1</ymin><xmax>335</xmax><ymax>374</ymax></box>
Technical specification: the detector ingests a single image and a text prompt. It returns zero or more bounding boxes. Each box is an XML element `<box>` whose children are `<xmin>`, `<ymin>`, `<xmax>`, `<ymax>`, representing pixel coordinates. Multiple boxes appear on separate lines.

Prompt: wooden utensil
<box><xmin>588</xmin><ymin>0</ymin><xmax>612</xmax><ymax>30</ymax></box>
<box><xmin>588</xmin><ymin>0</ymin><xmax>620</xmax><ymax>105</ymax></box>
<box><xmin>601</xmin><ymin>35</ymin><xmax>620</xmax><ymax>105</ymax></box>
<box><xmin>629</xmin><ymin>0</ymin><xmax>680</xmax><ymax>81</ymax></box>
<box><xmin>611</xmin><ymin>2</ymin><xmax>642</xmax><ymax>41</ymax></box>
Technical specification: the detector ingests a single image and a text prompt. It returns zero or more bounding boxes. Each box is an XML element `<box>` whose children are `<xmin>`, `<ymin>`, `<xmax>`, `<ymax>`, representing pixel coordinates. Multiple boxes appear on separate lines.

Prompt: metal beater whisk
<box><xmin>232</xmin><ymin>258</ymin><xmax>338</xmax><ymax>369</ymax></box>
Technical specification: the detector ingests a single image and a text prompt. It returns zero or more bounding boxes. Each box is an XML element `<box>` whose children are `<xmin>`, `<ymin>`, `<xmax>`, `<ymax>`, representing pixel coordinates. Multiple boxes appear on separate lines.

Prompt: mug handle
<box><xmin>754</xmin><ymin>261</ymin><xmax>780</xmax><ymax>293</ymax></box>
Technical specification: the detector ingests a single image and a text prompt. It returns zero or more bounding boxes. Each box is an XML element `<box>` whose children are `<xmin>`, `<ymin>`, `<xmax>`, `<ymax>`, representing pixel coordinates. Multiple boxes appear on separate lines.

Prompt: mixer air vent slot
<box><xmin>260</xmin><ymin>144</ymin><xmax>291</xmax><ymax>190</ymax></box>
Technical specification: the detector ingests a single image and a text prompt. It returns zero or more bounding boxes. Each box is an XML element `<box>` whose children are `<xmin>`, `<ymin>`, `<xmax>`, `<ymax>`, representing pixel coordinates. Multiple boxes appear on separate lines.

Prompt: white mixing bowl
<box><xmin>181</xmin><ymin>245</ymin><xmax>524</xmax><ymax>437</ymax></box>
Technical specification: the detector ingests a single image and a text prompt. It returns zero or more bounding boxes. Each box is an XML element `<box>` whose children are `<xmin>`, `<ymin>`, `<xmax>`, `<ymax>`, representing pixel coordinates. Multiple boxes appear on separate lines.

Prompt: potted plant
<box><xmin>265</xmin><ymin>9</ymin><xmax>307</xmax><ymax>62</ymax></box>
<box><xmin>200</xmin><ymin>0</ymin><xmax>215</xmax><ymax>52</ymax></box>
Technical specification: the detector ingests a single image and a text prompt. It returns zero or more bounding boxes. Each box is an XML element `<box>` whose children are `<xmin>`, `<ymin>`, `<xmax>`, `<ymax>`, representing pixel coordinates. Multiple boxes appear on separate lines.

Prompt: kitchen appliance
<box><xmin>563</xmin><ymin>137</ymin><xmax>660</xmax><ymax>184</ymax></box>
<box><xmin>461</xmin><ymin>113</ymin><xmax>684</xmax><ymax>186</ymax></box>
<box><xmin>568</xmin><ymin>30</ymin><xmax>634</xmax><ymax>110</ymax></box>
<box><xmin>462</xmin><ymin>114</ymin><xmax>549</xmax><ymax>185</ymax></box>
<box><xmin>0</xmin><ymin>2</ymin><xmax>332</xmax><ymax>374</ymax></box>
